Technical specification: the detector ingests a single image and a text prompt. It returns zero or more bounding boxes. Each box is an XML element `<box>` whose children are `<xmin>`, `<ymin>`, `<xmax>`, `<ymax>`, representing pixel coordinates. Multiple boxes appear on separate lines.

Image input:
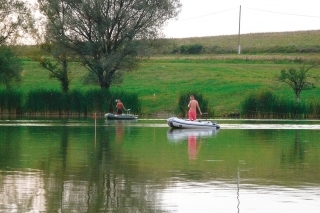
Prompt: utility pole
<box><xmin>238</xmin><ymin>5</ymin><xmax>241</xmax><ymax>54</ymax></box>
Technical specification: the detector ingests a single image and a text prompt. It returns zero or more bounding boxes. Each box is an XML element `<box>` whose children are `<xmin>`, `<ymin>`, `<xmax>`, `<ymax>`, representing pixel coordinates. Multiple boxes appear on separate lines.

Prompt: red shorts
<box><xmin>188</xmin><ymin>110</ymin><xmax>197</xmax><ymax>121</ymax></box>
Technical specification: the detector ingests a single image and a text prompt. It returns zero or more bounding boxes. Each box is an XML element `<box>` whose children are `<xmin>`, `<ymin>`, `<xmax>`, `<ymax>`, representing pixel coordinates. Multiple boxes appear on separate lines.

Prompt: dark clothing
<box><xmin>117</xmin><ymin>108</ymin><xmax>123</xmax><ymax>115</ymax></box>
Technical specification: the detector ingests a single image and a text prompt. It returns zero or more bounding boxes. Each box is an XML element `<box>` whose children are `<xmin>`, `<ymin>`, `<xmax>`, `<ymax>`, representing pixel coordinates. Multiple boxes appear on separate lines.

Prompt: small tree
<box><xmin>37</xmin><ymin>0</ymin><xmax>72</xmax><ymax>93</ymax></box>
<box><xmin>0</xmin><ymin>46</ymin><xmax>23</xmax><ymax>88</ymax></box>
<box><xmin>279</xmin><ymin>65</ymin><xmax>316</xmax><ymax>103</ymax></box>
<box><xmin>38</xmin><ymin>54</ymin><xmax>71</xmax><ymax>93</ymax></box>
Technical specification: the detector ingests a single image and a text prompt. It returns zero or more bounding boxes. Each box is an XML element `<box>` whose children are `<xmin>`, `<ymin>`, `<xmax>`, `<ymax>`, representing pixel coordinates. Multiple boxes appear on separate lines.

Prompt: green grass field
<box><xmin>6</xmin><ymin>30</ymin><xmax>320</xmax><ymax>117</ymax></box>
<box><xmin>122</xmin><ymin>57</ymin><xmax>320</xmax><ymax>116</ymax></box>
<box><xmin>12</xmin><ymin>55</ymin><xmax>320</xmax><ymax>117</ymax></box>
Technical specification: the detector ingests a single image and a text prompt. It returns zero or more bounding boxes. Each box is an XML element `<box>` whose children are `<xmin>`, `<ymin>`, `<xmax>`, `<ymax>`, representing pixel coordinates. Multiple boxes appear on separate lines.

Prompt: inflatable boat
<box><xmin>167</xmin><ymin>117</ymin><xmax>220</xmax><ymax>129</ymax></box>
<box><xmin>105</xmin><ymin>113</ymin><xmax>138</xmax><ymax>120</ymax></box>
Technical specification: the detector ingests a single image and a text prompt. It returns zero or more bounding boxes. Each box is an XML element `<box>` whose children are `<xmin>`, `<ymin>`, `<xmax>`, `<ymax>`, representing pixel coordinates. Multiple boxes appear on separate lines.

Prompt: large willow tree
<box><xmin>38</xmin><ymin>0</ymin><xmax>181</xmax><ymax>89</ymax></box>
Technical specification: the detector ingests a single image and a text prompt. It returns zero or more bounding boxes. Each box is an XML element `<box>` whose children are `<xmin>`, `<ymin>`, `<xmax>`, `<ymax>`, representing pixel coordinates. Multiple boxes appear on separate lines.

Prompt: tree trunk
<box><xmin>61</xmin><ymin>57</ymin><xmax>69</xmax><ymax>93</ymax></box>
<box><xmin>61</xmin><ymin>80</ymin><xmax>69</xmax><ymax>93</ymax></box>
<box><xmin>100</xmin><ymin>82</ymin><xmax>111</xmax><ymax>90</ymax></box>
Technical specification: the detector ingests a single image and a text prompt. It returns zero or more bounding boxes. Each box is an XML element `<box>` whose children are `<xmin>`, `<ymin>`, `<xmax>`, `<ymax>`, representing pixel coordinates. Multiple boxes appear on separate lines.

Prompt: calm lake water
<box><xmin>0</xmin><ymin>117</ymin><xmax>320</xmax><ymax>213</ymax></box>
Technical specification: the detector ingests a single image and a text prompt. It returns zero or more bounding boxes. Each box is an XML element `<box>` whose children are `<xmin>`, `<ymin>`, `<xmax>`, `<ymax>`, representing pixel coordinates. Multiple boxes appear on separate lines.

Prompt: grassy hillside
<box><xmin>6</xmin><ymin>30</ymin><xmax>320</xmax><ymax>117</ymax></box>
<box><xmin>13</xmin><ymin>30</ymin><xmax>320</xmax><ymax>57</ymax></box>
<box><xmin>161</xmin><ymin>30</ymin><xmax>320</xmax><ymax>54</ymax></box>
<box><xmin>173</xmin><ymin>30</ymin><xmax>320</xmax><ymax>47</ymax></box>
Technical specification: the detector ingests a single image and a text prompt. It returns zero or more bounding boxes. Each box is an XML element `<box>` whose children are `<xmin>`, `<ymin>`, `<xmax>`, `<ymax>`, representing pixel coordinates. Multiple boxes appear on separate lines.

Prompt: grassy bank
<box><xmin>120</xmin><ymin>56</ymin><xmax>320</xmax><ymax>116</ymax></box>
<box><xmin>4</xmin><ymin>55</ymin><xmax>318</xmax><ymax>117</ymax></box>
<box><xmin>4</xmin><ymin>30</ymin><xmax>320</xmax><ymax>117</ymax></box>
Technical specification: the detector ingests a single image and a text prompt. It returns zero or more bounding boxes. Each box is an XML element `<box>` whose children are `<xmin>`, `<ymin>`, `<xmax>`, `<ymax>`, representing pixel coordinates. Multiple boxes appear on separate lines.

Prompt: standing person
<box><xmin>116</xmin><ymin>99</ymin><xmax>126</xmax><ymax>115</ymax></box>
<box><xmin>188</xmin><ymin>95</ymin><xmax>202</xmax><ymax>121</ymax></box>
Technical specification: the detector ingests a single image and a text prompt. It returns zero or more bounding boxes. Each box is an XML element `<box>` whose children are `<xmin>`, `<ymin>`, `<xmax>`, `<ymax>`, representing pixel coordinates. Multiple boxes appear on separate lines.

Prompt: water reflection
<box><xmin>1</xmin><ymin>119</ymin><xmax>320</xmax><ymax>212</ymax></box>
<box><xmin>1</xmin><ymin>170</ymin><xmax>46</xmax><ymax>212</ymax></box>
<box><xmin>160</xmin><ymin>180</ymin><xmax>320</xmax><ymax>213</ymax></box>
<box><xmin>105</xmin><ymin>119</ymin><xmax>137</xmax><ymax>143</ymax></box>
<box><xmin>167</xmin><ymin>128</ymin><xmax>218</xmax><ymax>142</ymax></box>
<box><xmin>167</xmin><ymin>129</ymin><xmax>219</xmax><ymax>160</ymax></box>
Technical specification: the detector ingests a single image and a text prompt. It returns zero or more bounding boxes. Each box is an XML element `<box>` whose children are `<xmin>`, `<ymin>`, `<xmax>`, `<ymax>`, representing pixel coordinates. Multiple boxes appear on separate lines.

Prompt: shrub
<box><xmin>241</xmin><ymin>90</ymin><xmax>320</xmax><ymax>118</ymax></box>
<box><xmin>179</xmin><ymin>44</ymin><xmax>203</xmax><ymax>54</ymax></box>
<box><xmin>0</xmin><ymin>46</ymin><xmax>23</xmax><ymax>88</ymax></box>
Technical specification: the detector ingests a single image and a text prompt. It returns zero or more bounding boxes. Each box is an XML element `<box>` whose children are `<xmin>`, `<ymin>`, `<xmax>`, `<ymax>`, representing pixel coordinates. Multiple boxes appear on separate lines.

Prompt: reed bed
<box><xmin>0</xmin><ymin>89</ymin><xmax>23</xmax><ymax>114</ymax></box>
<box><xmin>0</xmin><ymin>89</ymin><xmax>140</xmax><ymax>116</ymax></box>
<box><xmin>241</xmin><ymin>90</ymin><xmax>320</xmax><ymax>119</ymax></box>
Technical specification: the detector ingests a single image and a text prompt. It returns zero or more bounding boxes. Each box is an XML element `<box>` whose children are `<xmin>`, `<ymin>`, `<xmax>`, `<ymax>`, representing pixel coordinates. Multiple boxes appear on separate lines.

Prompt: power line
<box><xmin>246</xmin><ymin>7</ymin><xmax>320</xmax><ymax>19</ymax></box>
<box><xmin>173</xmin><ymin>6</ymin><xmax>320</xmax><ymax>23</ymax></box>
<box><xmin>176</xmin><ymin>7</ymin><xmax>238</xmax><ymax>21</ymax></box>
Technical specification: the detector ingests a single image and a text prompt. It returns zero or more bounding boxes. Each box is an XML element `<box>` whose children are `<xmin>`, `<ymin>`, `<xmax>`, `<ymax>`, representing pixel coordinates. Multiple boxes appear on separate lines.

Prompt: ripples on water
<box><xmin>2</xmin><ymin>118</ymin><xmax>320</xmax><ymax>129</ymax></box>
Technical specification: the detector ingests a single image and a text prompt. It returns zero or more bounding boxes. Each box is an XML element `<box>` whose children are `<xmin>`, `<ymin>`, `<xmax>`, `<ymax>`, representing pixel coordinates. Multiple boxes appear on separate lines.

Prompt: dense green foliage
<box><xmin>0</xmin><ymin>46</ymin><xmax>23</xmax><ymax>88</ymax></box>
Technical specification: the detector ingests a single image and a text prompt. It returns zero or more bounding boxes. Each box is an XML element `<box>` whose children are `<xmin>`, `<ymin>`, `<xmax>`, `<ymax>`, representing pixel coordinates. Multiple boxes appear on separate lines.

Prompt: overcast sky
<box><xmin>26</xmin><ymin>0</ymin><xmax>320</xmax><ymax>39</ymax></box>
<box><xmin>162</xmin><ymin>0</ymin><xmax>320</xmax><ymax>38</ymax></box>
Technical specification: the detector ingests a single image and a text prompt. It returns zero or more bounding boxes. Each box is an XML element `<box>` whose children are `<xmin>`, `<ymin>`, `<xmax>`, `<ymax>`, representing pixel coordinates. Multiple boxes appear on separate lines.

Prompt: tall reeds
<box><xmin>25</xmin><ymin>89</ymin><xmax>62</xmax><ymax>114</ymax></box>
<box><xmin>241</xmin><ymin>90</ymin><xmax>320</xmax><ymax>118</ymax></box>
<box><xmin>0</xmin><ymin>88</ymin><xmax>140</xmax><ymax>115</ymax></box>
<box><xmin>0</xmin><ymin>89</ymin><xmax>23</xmax><ymax>114</ymax></box>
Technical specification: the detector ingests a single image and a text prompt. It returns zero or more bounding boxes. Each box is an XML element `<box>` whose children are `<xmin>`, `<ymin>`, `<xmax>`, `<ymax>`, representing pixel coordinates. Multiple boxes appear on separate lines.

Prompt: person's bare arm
<box><xmin>197</xmin><ymin>103</ymin><xmax>202</xmax><ymax>115</ymax></box>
